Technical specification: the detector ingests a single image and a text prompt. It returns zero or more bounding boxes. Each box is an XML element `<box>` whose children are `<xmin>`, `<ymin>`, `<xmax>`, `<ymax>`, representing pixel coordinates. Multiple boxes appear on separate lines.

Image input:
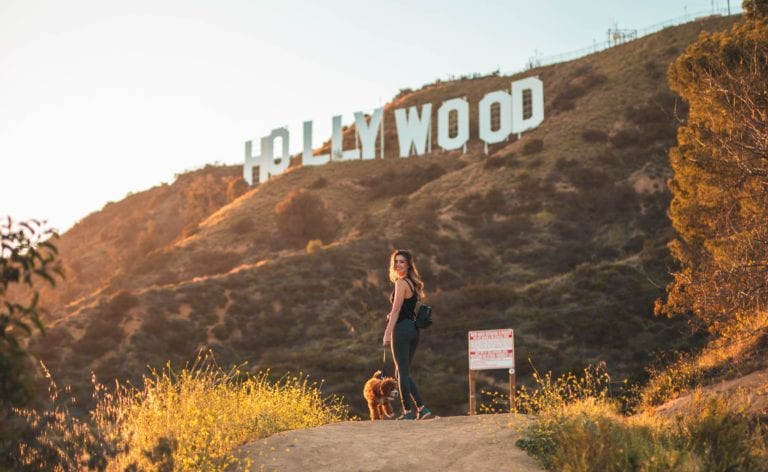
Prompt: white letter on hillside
<box><xmin>243</xmin><ymin>127</ymin><xmax>290</xmax><ymax>185</ymax></box>
<box><xmin>302</xmin><ymin>120</ymin><xmax>330</xmax><ymax>166</ymax></box>
<box><xmin>354</xmin><ymin>108</ymin><xmax>384</xmax><ymax>160</ymax></box>
<box><xmin>479</xmin><ymin>90</ymin><xmax>513</xmax><ymax>154</ymax></box>
<box><xmin>437</xmin><ymin>98</ymin><xmax>469</xmax><ymax>151</ymax></box>
<box><xmin>394</xmin><ymin>104</ymin><xmax>432</xmax><ymax>158</ymax></box>
<box><xmin>331</xmin><ymin>115</ymin><xmax>361</xmax><ymax>161</ymax></box>
<box><xmin>511</xmin><ymin>77</ymin><xmax>545</xmax><ymax>135</ymax></box>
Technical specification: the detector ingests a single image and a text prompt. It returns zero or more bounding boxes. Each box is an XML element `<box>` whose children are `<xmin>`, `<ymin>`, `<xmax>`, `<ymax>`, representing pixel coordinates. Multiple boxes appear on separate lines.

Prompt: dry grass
<box><xmin>641</xmin><ymin>319</ymin><xmax>768</xmax><ymax>410</ymax></box>
<box><xmin>15</xmin><ymin>353</ymin><xmax>350</xmax><ymax>471</ymax></box>
<box><xmin>515</xmin><ymin>364</ymin><xmax>768</xmax><ymax>471</ymax></box>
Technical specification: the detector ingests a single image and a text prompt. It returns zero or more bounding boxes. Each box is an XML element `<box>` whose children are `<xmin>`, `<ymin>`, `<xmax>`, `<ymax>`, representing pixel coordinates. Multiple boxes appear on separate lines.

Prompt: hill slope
<box><xmin>32</xmin><ymin>15</ymin><xmax>738</xmax><ymax>417</ymax></box>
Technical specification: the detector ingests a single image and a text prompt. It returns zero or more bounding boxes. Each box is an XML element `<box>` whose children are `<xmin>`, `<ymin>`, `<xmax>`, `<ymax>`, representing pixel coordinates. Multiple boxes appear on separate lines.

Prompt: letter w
<box><xmin>394</xmin><ymin>104</ymin><xmax>432</xmax><ymax>158</ymax></box>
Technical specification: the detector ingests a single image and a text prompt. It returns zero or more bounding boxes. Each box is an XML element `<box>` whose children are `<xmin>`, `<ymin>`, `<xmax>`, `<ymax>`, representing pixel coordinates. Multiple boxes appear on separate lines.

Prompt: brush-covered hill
<box><xmin>32</xmin><ymin>15</ymin><xmax>738</xmax><ymax>417</ymax></box>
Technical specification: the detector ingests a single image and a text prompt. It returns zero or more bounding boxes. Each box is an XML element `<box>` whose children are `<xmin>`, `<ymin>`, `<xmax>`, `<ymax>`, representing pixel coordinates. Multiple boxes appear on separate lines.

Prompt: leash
<box><xmin>381</xmin><ymin>346</ymin><xmax>389</xmax><ymax>378</ymax></box>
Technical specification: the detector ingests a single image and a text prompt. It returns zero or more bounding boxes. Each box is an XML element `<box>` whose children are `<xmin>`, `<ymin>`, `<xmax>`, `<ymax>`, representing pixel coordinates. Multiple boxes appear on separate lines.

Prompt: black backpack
<box><xmin>415</xmin><ymin>304</ymin><xmax>432</xmax><ymax>329</ymax></box>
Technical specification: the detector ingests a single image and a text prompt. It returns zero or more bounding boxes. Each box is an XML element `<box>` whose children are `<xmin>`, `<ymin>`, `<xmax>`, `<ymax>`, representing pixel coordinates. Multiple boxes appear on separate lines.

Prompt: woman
<box><xmin>382</xmin><ymin>249</ymin><xmax>432</xmax><ymax>420</ymax></box>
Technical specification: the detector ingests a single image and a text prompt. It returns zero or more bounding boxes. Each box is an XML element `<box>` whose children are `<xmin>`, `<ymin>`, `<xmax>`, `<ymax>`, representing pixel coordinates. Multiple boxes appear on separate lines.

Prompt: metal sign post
<box><xmin>509</xmin><ymin>367</ymin><xmax>516</xmax><ymax>412</ymax></box>
<box><xmin>468</xmin><ymin>329</ymin><xmax>515</xmax><ymax>415</ymax></box>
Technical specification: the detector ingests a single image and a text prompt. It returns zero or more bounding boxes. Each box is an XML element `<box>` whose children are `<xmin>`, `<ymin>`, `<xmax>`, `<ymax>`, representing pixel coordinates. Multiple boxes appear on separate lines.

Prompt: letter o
<box><xmin>479</xmin><ymin>91</ymin><xmax>512</xmax><ymax>144</ymax></box>
<box><xmin>437</xmin><ymin>98</ymin><xmax>469</xmax><ymax>151</ymax></box>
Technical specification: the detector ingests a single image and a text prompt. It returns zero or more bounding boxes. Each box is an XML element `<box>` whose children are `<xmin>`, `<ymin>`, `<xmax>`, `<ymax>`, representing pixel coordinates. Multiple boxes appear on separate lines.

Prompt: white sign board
<box><xmin>244</xmin><ymin>76</ymin><xmax>545</xmax><ymax>185</ymax></box>
<box><xmin>468</xmin><ymin>329</ymin><xmax>515</xmax><ymax>371</ymax></box>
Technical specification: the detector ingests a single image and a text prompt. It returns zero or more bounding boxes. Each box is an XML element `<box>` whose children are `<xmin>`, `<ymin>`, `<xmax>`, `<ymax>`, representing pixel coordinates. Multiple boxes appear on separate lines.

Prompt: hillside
<box><xmin>31</xmin><ymin>15</ymin><xmax>739</xmax><ymax>418</ymax></box>
<box><xmin>35</xmin><ymin>164</ymin><xmax>248</xmax><ymax>313</ymax></box>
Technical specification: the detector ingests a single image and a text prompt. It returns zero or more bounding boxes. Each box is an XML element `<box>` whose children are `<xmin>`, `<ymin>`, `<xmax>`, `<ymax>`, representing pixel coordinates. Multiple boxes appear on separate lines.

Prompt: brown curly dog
<box><xmin>363</xmin><ymin>370</ymin><xmax>400</xmax><ymax>421</ymax></box>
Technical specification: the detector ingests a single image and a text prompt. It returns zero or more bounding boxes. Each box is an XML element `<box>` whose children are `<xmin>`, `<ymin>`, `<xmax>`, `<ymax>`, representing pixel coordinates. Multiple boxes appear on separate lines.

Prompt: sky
<box><xmin>0</xmin><ymin>0</ymin><xmax>741</xmax><ymax>233</ymax></box>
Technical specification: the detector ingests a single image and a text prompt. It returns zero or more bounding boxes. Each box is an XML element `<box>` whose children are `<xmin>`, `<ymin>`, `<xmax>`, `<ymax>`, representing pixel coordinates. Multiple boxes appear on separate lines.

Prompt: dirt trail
<box><xmin>233</xmin><ymin>414</ymin><xmax>544</xmax><ymax>471</ymax></box>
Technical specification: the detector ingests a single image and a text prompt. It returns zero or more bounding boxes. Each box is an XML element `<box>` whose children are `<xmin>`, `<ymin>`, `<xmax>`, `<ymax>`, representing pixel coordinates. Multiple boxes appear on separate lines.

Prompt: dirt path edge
<box><xmin>232</xmin><ymin>414</ymin><xmax>544</xmax><ymax>471</ymax></box>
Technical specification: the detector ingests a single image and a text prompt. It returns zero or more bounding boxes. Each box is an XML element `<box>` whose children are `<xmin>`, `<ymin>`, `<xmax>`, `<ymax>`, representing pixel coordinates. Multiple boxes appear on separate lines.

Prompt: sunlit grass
<box><xmin>17</xmin><ymin>353</ymin><xmax>350</xmax><ymax>471</ymax></box>
<box><xmin>641</xmin><ymin>322</ymin><xmax>768</xmax><ymax>410</ymax></box>
<box><xmin>514</xmin><ymin>364</ymin><xmax>768</xmax><ymax>471</ymax></box>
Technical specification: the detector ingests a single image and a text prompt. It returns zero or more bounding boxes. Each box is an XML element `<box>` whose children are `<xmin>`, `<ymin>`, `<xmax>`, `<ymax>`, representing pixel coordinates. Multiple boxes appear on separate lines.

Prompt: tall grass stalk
<box><xmin>17</xmin><ymin>353</ymin><xmax>350</xmax><ymax>471</ymax></box>
<box><xmin>515</xmin><ymin>365</ymin><xmax>768</xmax><ymax>471</ymax></box>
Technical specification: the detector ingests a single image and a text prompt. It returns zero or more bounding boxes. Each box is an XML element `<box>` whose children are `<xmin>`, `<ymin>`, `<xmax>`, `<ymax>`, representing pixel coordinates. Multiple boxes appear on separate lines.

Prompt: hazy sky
<box><xmin>0</xmin><ymin>0</ymin><xmax>740</xmax><ymax>232</ymax></box>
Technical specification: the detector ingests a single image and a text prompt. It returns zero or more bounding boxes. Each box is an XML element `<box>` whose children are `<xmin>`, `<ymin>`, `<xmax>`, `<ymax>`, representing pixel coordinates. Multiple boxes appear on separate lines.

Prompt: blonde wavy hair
<box><xmin>389</xmin><ymin>249</ymin><xmax>425</xmax><ymax>298</ymax></box>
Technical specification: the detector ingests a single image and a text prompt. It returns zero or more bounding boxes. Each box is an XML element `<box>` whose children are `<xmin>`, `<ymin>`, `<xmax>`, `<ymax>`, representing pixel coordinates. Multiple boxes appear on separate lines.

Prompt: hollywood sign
<box><xmin>243</xmin><ymin>76</ymin><xmax>544</xmax><ymax>185</ymax></box>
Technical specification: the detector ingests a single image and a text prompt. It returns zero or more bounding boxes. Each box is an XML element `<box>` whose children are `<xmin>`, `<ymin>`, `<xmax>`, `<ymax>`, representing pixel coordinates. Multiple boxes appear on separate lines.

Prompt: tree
<box><xmin>743</xmin><ymin>0</ymin><xmax>768</xmax><ymax>20</ymax></box>
<box><xmin>274</xmin><ymin>189</ymin><xmax>338</xmax><ymax>244</ymax></box>
<box><xmin>655</xmin><ymin>17</ymin><xmax>768</xmax><ymax>336</ymax></box>
<box><xmin>1</xmin><ymin>218</ymin><xmax>62</xmax><ymax>410</ymax></box>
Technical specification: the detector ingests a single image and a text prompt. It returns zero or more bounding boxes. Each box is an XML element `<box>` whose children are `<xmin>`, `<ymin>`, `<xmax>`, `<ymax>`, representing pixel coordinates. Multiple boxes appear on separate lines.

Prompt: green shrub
<box><xmin>359</xmin><ymin>163</ymin><xmax>445</xmax><ymax>199</ymax></box>
<box><xmin>188</xmin><ymin>250</ymin><xmax>241</xmax><ymax>277</ymax></box>
<box><xmin>609</xmin><ymin>129</ymin><xmax>642</xmax><ymax>148</ymax></box>
<box><xmin>573</xmin><ymin>63</ymin><xmax>593</xmax><ymax>75</ymax></box>
<box><xmin>72</xmin><ymin>333</ymin><xmax>119</xmax><ymax>358</ymax></box>
<box><xmin>182</xmin><ymin>284</ymin><xmax>228</xmax><ymax>315</ymax></box>
<box><xmin>644</xmin><ymin>60</ymin><xmax>663</xmax><ymax>79</ymax></box>
<box><xmin>550</xmin><ymin>96</ymin><xmax>576</xmax><ymax>113</ymax></box>
<box><xmin>550</xmin><ymin>69</ymin><xmax>606</xmax><ymax>115</ymax></box>
<box><xmin>390</xmin><ymin>195</ymin><xmax>408</xmax><ymax>209</ymax></box>
<box><xmin>624</xmin><ymin>103</ymin><xmax>669</xmax><ymax>125</ymax></box>
<box><xmin>74</xmin><ymin>316</ymin><xmax>125</xmax><ymax>357</ymax></box>
<box><xmin>581</xmin><ymin>129</ymin><xmax>608</xmax><ymax>142</ymax></box>
<box><xmin>580</xmin><ymin>72</ymin><xmax>607</xmax><ymax>89</ymax></box>
<box><xmin>274</xmin><ymin>189</ymin><xmax>338</xmax><ymax>244</ymax></box>
<box><xmin>456</xmin><ymin>189</ymin><xmax>506</xmax><ymax>216</ymax></box>
<box><xmin>231</xmin><ymin>217</ymin><xmax>255</xmax><ymax>234</ymax></box>
<box><xmin>484</xmin><ymin>152</ymin><xmax>519</xmax><ymax>169</ymax></box>
<box><xmin>522</xmin><ymin>139</ymin><xmax>544</xmax><ymax>155</ymax></box>
<box><xmin>474</xmin><ymin>215</ymin><xmax>530</xmax><ymax>242</ymax></box>
<box><xmin>211</xmin><ymin>323</ymin><xmax>230</xmax><ymax>341</ymax></box>
<box><xmin>556</xmin><ymin>83</ymin><xmax>586</xmax><ymax>100</ymax></box>
<box><xmin>309</xmin><ymin>176</ymin><xmax>327</xmax><ymax>189</ymax></box>
<box><xmin>139</xmin><ymin>311</ymin><xmax>170</xmax><ymax>336</ymax></box>
<box><xmin>563</xmin><ymin>165</ymin><xmax>609</xmax><ymax>189</ymax></box>
<box><xmin>106</xmin><ymin>290</ymin><xmax>139</xmax><ymax>313</ymax></box>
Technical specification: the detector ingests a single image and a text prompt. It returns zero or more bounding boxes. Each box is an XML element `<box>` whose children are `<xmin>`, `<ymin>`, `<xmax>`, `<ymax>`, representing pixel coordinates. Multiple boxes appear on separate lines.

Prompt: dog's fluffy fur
<box><xmin>363</xmin><ymin>370</ymin><xmax>399</xmax><ymax>421</ymax></box>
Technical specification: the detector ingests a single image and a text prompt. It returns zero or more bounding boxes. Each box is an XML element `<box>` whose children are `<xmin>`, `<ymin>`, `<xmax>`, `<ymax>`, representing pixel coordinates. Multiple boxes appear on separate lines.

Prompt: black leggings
<box><xmin>391</xmin><ymin>320</ymin><xmax>424</xmax><ymax>411</ymax></box>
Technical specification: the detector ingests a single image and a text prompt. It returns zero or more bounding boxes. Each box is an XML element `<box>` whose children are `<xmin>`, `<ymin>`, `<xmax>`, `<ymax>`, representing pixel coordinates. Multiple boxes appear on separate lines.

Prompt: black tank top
<box><xmin>391</xmin><ymin>278</ymin><xmax>418</xmax><ymax>323</ymax></box>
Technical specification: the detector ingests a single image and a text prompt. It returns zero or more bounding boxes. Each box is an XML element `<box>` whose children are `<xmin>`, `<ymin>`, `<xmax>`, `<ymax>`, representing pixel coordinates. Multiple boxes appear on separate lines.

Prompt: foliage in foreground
<box><xmin>656</xmin><ymin>8</ymin><xmax>768</xmax><ymax>336</ymax></box>
<box><xmin>515</xmin><ymin>365</ymin><xmax>768</xmax><ymax>471</ymax></box>
<box><xmin>15</xmin><ymin>354</ymin><xmax>350</xmax><ymax>471</ymax></box>
<box><xmin>1</xmin><ymin>217</ymin><xmax>62</xmax><ymax>467</ymax></box>
<box><xmin>1</xmin><ymin>218</ymin><xmax>62</xmax><ymax>411</ymax></box>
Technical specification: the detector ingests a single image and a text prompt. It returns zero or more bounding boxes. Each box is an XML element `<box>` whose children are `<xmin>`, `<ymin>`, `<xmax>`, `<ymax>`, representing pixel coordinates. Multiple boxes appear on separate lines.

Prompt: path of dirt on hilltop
<box><xmin>233</xmin><ymin>414</ymin><xmax>544</xmax><ymax>471</ymax></box>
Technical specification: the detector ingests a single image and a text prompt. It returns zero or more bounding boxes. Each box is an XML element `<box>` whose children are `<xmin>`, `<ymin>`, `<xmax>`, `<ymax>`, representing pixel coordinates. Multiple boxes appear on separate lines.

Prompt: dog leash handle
<box><xmin>381</xmin><ymin>346</ymin><xmax>388</xmax><ymax>377</ymax></box>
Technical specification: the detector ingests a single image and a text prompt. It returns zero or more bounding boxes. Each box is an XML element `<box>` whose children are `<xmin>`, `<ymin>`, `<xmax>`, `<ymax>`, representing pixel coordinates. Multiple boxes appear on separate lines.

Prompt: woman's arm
<box><xmin>383</xmin><ymin>279</ymin><xmax>406</xmax><ymax>345</ymax></box>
